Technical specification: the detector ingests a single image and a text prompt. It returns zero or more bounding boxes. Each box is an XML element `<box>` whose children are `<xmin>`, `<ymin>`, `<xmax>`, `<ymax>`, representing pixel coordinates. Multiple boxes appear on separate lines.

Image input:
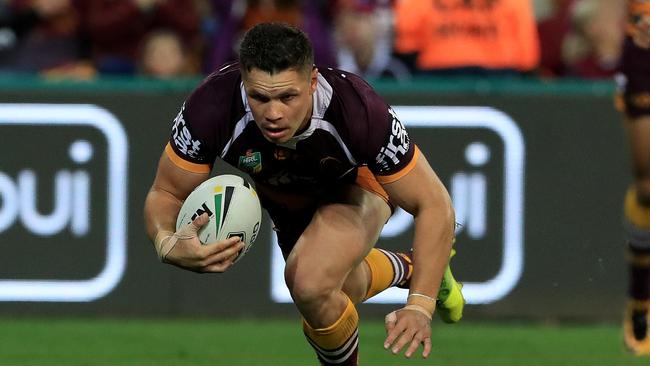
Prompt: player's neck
<box><xmin>295</xmin><ymin>102</ymin><xmax>314</xmax><ymax>136</ymax></box>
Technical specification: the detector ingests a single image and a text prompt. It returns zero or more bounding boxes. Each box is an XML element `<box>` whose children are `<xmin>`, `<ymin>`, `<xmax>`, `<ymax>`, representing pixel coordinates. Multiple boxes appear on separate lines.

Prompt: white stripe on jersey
<box><xmin>220</xmin><ymin>112</ymin><xmax>254</xmax><ymax>158</ymax></box>
<box><xmin>220</xmin><ymin>82</ymin><xmax>254</xmax><ymax>157</ymax></box>
<box><xmin>312</xmin><ymin>73</ymin><xmax>333</xmax><ymax>119</ymax></box>
<box><xmin>240</xmin><ymin>81</ymin><xmax>251</xmax><ymax>113</ymax></box>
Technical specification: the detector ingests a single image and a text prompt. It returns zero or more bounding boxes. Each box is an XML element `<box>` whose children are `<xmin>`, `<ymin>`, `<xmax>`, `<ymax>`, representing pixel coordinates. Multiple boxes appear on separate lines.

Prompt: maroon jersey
<box><xmin>166</xmin><ymin>63</ymin><xmax>418</xmax><ymax>203</ymax></box>
<box><xmin>618</xmin><ymin>1</ymin><xmax>650</xmax><ymax>118</ymax></box>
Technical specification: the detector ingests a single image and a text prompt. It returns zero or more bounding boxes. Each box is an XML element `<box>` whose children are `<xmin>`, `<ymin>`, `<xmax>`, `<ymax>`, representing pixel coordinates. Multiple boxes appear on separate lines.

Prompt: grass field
<box><xmin>0</xmin><ymin>318</ymin><xmax>647</xmax><ymax>366</ymax></box>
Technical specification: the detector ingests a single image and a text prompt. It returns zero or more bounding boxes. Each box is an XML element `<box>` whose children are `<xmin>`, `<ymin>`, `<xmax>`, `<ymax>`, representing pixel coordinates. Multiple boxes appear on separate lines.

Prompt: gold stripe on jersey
<box><xmin>165</xmin><ymin>143</ymin><xmax>211</xmax><ymax>174</ymax></box>
<box><xmin>375</xmin><ymin>146</ymin><xmax>421</xmax><ymax>185</ymax></box>
<box><xmin>356</xmin><ymin>167</ymin><xmax>390</xmax><ymax>204</ymax></box>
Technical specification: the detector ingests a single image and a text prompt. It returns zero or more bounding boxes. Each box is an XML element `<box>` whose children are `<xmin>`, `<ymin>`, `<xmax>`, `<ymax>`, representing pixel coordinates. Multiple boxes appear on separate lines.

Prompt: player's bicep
<box><xmin>382</xmin><ymin>154</ymin><xmax>451</xmax><ymax>216</ymax></box>
<box><xmin>152</xmin><ymin>152</ymin><xmax>210</xmax><ymax>202</ymax></box>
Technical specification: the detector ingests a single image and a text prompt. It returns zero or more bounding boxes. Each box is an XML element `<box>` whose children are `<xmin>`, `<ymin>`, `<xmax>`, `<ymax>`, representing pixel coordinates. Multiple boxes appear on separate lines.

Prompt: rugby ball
<box><xmin>176</xmin><ymin>174</ymin><xmax>262</xmax><ymax>263</ymax></box>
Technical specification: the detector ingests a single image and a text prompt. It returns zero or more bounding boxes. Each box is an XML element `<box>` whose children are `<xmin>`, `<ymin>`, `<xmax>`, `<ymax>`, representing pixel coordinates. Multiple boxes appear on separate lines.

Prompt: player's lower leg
<box><xmin>302</xmin><ymin>296</ymin><xmax>359</xmax><ymax>366</ymax></box>
<box><xmin>361</xmin><ymin>245</ymin><xmax>465</xmax><ymax>323</ymax></box>
<box><xmin>361</xmin><ymin>248</ymin><xmax>413</xmax><ymax>300</ymax></box>
<box><xmin>623</xmin><ymin>186</ymin><xmax>650</xmax><ymax>356</ymax></box>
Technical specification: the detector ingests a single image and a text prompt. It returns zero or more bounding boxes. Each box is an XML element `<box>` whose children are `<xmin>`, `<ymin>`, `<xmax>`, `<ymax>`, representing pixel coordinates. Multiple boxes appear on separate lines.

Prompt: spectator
<box><xmin>561</xmin><ymin>0</ymin><xmax>625</xmax><ymax>79</ymax></box>
<box><xmin>393</xmin><ymin>0</ymin><xmax>541</xmax><ymax>76</ymax></box>
<box><xmin>0</xmin><ymin>0</ymin><xmax>92</xmax><ymax>78</ymax></box>
<box><xmin>76</xmin><ymin>0</ymin><xmax>201</xmax><ymax>75</ymax></box>
<box><xmin>206</xmin><ymin>0</ymin><xmax>336</xmax><ymax>72</ymax></box>
<box><xmin>536</xmin><ymin>0</ymin><xmax>575</xmax><ymax>77</ymax></box>
<box><xmin>333</xmin><ymin>0</ymin><xmax>411</xmax><ymax>80</ymax></box>
<box><xmin>138</xmin><ymin>29</ymin><xmax>191</xmax><ymax>78</ymax></box>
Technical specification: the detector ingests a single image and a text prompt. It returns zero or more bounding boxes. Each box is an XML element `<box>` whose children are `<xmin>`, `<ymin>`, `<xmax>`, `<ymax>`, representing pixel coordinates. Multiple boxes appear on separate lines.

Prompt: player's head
<box><xmin>239</xmin><ymin>22</ymin><xmax>314</xmax><ymax>77</ymax></box>
<box><xmin>239</xmin><ymin>23</ymin><xmax>318</xmax><ymax>144</ymax></box>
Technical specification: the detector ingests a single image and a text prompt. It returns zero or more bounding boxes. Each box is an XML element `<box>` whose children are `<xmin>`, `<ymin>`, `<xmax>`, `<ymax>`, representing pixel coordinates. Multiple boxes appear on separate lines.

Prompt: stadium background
<box><xmin>0</xmin><ymin>77</ymin><xmax>640</xmax><ymax>365</ymax></box>
<box><xmin>0</xmin><ymin>77</ymin><xmax>628</xmax><ymax>320</ymax></box>
<box><xmin>0</xmin><ymin>0</ymin><xmax>642</xmax><ymax>362</ymax></box>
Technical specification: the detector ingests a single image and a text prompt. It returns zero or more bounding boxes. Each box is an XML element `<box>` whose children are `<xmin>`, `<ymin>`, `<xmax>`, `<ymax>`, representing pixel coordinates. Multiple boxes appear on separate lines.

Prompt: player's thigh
<box><xmin>285</xmin><ymin>185</ymin><xmax>391</xmax><ymax>291</ymax></box>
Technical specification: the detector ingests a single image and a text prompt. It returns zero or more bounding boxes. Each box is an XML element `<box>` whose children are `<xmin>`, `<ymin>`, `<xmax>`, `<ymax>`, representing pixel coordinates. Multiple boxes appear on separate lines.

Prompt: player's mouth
<box><xmin>263</xmin><ymin>126</ymin><xmax>288</xmax><ymax>140</ymax></box>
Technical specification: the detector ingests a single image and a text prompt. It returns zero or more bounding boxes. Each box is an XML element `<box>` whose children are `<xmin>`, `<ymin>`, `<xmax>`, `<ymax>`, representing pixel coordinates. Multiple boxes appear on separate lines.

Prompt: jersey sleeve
<box><xmin>166</xmin><ymin>73</ymin><xmax>235</xmax><ymax>173</ymax></box>
<box><xmin>345</xmin><ymin>75</ymin><xmax>418</xmax><ymax>184</ymax></box>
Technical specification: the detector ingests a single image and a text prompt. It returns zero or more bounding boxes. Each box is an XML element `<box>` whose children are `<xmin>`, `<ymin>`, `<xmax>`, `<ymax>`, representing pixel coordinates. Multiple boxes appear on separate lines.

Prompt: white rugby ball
<box><xmin>176</xmin><ymin>174</ymin><xmax>262</xmax><ymax>263</ymax></box>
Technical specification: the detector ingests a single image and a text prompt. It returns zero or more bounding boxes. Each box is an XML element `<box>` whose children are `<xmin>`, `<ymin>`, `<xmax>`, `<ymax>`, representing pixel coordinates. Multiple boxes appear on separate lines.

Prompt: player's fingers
<box><xmin>383</xmin><ymin>311</ymin><xmax>399</xmax><ymax>349</ymax></box>
<box><xmin>204</xmin><ymin>236</ymin><xmax>243</xmax><ymax>256</ymax></box>
<box><xmin>384</xmin><ymin>326</ymin><xmax>406</xmax><ymax>352</ymax></box>
<box><xmin>204</xmin><ymin>239</ymin><xmax>244</xmax><ymax>262</ymax></box>
<box><xmin>174</xmin><ymin>214</ymin><xmax>210</xmax><ymax>241</ymax></box>
<box><xmin>404</xmin><ymin>336</ymin><xmax>422</xmax><ymax>359</ymax></box>
<box><xmin>191</xmin><ymin>213</ymin><xmax>210</xmax><ymax>228</ymax></box>
<box><xmin>390</xmin><ymin>329</ymin><xmax>415</xmax><ymax>355</ymax></box>
<box><xmin>384</xmin><ymin>311</ymin><xmax>397</xmax><ymax>331</ymax></box>
<box><xmin>202</xmin><ymin>245</ymin><xmax>247</xmax><ymax>272</ymax></box>
<box><xmin>421</xmin><ymin>337</ymin><xmax>432</xmax><ymax>359</ymax></box>
<box><xmin>202</xmin><ymin>260</ymin><xmax>233</xmax><ymax>273</ymax></box>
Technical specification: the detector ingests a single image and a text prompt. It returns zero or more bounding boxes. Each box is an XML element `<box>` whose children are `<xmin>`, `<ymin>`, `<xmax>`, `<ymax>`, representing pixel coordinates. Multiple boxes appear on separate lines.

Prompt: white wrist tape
<box><xmin>400</xmin><ymin>304</ymin><xmax>433</xmax><ymax>320</ymax></box>
<box><xmin>154</xmin><ymin>230</ymin><xmax>180</xmax><ymax>262</ymax></box>
<box><xmin>154</xmin><ymin>220</ymin><xmax>203</xmax><ymax>262</ymax></box>
<box><xmin>405</xmin><ymin>292</ymin><xmax>436</xmax><ymax>319</ymax></box>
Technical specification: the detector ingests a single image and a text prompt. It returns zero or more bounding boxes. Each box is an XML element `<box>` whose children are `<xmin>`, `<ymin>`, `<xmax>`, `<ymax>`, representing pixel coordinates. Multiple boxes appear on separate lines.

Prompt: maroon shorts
<box><xmin>261</xmin><ymin>167</ymin><xmax>391</xmax><ymax>259</ymax></box>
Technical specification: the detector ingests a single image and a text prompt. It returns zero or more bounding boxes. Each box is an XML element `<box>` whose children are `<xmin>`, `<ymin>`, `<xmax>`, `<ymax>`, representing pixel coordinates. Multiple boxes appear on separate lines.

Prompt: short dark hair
<box><xmin>239</xmin><ymin>22</ymin><xmax>314</xmax><ymax>77</ymax></box>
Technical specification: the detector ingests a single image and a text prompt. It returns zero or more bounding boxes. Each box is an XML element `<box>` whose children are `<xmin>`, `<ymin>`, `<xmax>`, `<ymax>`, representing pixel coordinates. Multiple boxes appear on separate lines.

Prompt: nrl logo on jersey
<box><xmin>375</xmin><ymin>107</ymin><xmax>410</xmax><ymax>172</ymax></box>
<box><xmin>172</xmin><ymin>103</ymin><xmax>201</xmax><ymax>159</ymax></box>
<box><xmin>238</xmin><ymin>149</ymin><xmax>262</xmax><ymax>173</ymax></box>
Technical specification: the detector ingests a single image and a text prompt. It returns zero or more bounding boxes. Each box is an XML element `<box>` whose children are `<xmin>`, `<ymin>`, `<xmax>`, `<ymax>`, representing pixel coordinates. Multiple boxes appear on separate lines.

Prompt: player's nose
<box><xmin>264</xmin><ymin>102</ymin><xmax>283</xmax><ymax>122</ymax></box>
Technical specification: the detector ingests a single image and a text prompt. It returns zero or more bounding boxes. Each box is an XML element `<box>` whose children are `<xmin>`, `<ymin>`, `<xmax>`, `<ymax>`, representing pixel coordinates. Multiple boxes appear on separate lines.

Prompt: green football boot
<box><xmin>435</xmin><ymin>248</ymin><xmax>465</xmax><ymax>323</ymax></box>
<box><xmin>397</xmin><ymin>247</ymin><xmax>465</xmax><ymax>323</ymax></box>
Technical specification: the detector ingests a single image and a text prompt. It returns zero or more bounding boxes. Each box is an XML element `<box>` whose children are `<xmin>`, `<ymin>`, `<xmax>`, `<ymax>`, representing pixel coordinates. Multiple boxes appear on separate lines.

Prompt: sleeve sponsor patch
<box><xmin>374</xmin><ymin>107</ymin><xmax>411</xmax><ymax>173</ymax></box>
<box><xmin>171</xmin><ymin>103</ymin><xmax>202</xmax><ymax>160</ymax></box>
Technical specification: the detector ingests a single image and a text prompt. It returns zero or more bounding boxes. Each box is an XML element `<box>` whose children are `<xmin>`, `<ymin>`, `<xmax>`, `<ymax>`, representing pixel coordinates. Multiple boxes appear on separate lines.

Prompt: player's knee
<box><xmin>284</xmin><ymin>260</ymin><xmax>337</xmax><ymax>306</ymax></box>
<box><xmin>287</xmin><ymin>275</ymin><xmax>336</xmax><ymax>306</ymax></box>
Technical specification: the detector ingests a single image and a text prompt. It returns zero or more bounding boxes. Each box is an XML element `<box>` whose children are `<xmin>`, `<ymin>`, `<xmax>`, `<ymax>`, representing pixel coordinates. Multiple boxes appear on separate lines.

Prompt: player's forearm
<box><xmin>144</xmin><ymin>187</ymin><xmax>184</xmax><ymax>241</ymax></box>
<box><xmin>408</xmin><ymin>201</ymin><xmax>455</xmax><ymax>299</ymax></box>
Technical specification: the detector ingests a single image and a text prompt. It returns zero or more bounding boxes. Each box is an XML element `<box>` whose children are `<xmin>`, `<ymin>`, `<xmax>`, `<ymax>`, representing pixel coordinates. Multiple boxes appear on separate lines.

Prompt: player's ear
<box><xmin>309</xmin><ymin>67</ymin><xmax>318</xmax><ymax>94</ymax></box>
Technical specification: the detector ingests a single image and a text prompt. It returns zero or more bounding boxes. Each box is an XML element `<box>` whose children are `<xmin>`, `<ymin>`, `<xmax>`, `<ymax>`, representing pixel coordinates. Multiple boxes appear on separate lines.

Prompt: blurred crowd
<box><xmin>0</xmin><ymin>0</ymin><xmax>627</xmax><ymax>80</ymax></box>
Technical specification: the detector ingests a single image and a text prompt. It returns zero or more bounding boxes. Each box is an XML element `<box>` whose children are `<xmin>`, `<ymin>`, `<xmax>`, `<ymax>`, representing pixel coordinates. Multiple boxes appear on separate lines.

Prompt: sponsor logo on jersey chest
<box><xmin>238</xmin><ymin>150</ymin><xmax>262</xmax><ymax>173</ymax></box>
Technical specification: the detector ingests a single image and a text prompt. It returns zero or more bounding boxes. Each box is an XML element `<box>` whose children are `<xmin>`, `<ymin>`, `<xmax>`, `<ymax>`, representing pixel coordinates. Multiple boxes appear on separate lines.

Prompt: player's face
<box><xmin>243</xmin><ymin>66</ymin><xmax>317</xmax><ymax>144</ymax></box>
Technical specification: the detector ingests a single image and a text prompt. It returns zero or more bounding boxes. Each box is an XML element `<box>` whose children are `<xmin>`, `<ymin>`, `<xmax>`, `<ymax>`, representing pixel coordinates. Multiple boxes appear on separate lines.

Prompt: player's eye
<box><xmin>281</xmin><ymin>95</ymin><xmax>296</xmax><ymax>103</ymax></box>
<box><xmin>250</xmin><ymin>94</ymin><xmax>269</xmax><ymax>103</ymax></box>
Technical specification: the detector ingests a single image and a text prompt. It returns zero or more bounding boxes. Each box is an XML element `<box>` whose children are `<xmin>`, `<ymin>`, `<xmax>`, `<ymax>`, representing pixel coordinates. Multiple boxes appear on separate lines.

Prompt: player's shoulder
<box><xmin>317</xmin><ymin>66</ymin><xmax>389</xmax><ymax>124</ymax></box>
<box><xmin>317</xmin><ymin>66</ymin><xmax>376</xmax><ymax>96</ymax></box>
<box><xmin>318</xmin><ymin>66</ymin><xmax>386</xmax><ymax>110</ymax></box>
<box><xmin>193</xmin><ymin>62</ymin><xmax>243</xmax><ymax>98</ymax></box>
<box><xmin>184</xmin><ymin>62</ymin><xmax>244</xmax><ymax>118</ymax></box>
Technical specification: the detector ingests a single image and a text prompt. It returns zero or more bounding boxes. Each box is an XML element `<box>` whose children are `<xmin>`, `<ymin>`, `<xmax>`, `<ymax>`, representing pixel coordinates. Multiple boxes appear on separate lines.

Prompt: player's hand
<box><xmin>384</xmin><ymin>308</ymin><xmax>432</xmax><ymax>359</ymax></box>
<box><xmin>634</xmin><ymin>16</ymin><xmax>650</xmax><ymax>49</ymax></box>
<box><xmin>161</xmin><ymin>213</ymin><xmax>245</xmax><ymax>273</ymax></box>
